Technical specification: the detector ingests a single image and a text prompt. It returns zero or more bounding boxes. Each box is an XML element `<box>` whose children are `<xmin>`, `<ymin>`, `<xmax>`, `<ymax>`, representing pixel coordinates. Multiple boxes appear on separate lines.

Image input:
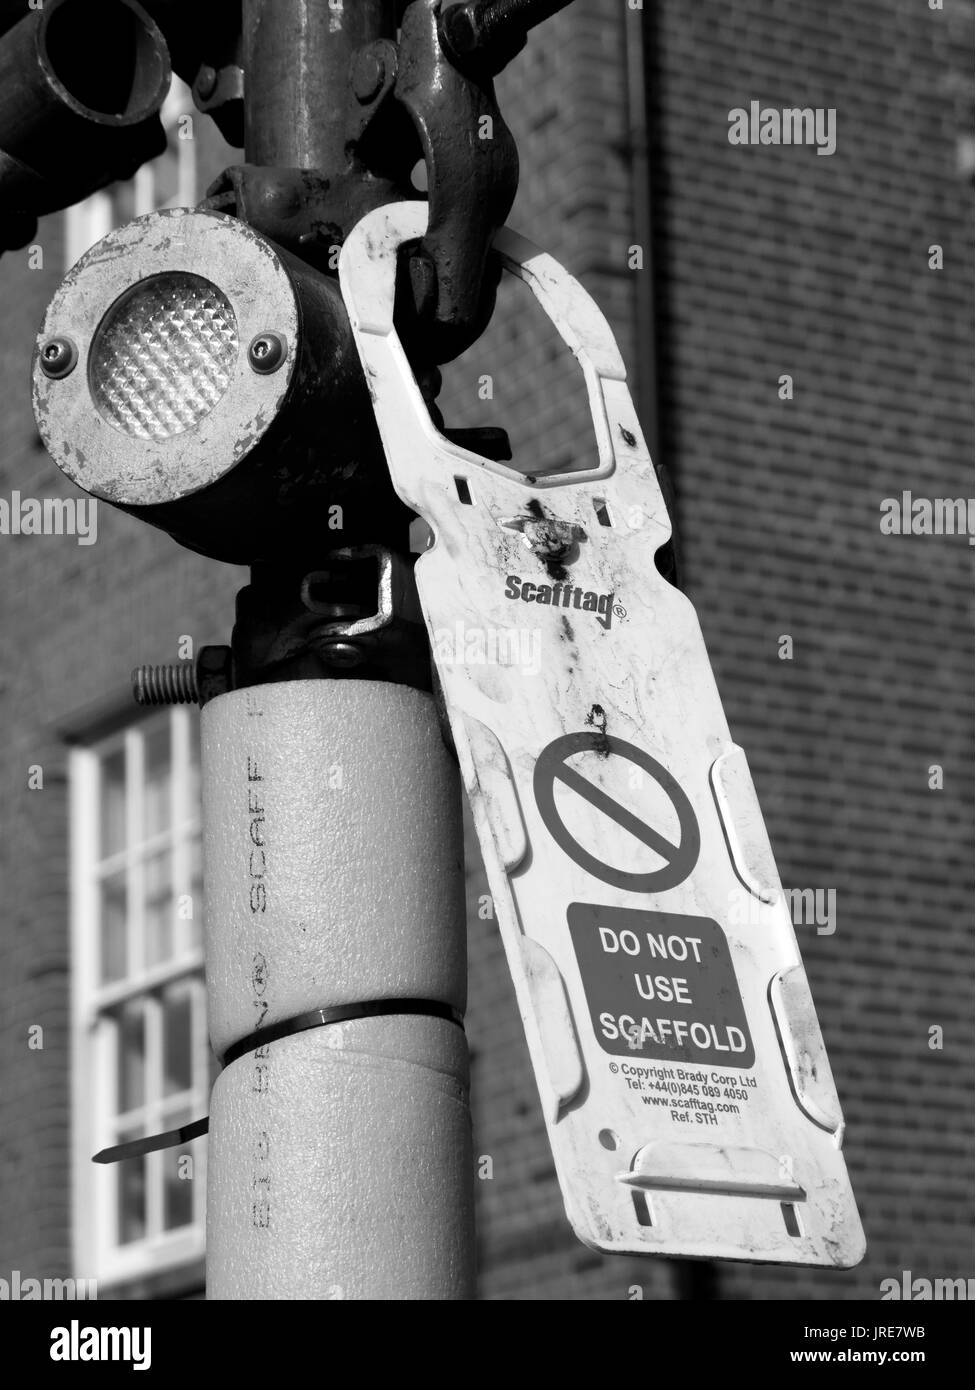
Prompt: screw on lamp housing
<box><xmin>39</xmin><ymin>336</ymin><xmax>77</xmax><ymax>379</ymax></box>
<box><xmin>248</xmin><ymin>332</ymin><xmax>287</xmax><ymax>374</ymax></box>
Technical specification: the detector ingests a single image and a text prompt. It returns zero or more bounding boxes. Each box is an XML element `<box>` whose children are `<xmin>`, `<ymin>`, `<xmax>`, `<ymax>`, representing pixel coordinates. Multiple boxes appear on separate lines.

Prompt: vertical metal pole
<box><xmin>242</xmin><ymin>0</ymin><xmax>395</xmax><ymax>168</ymax></box>
<box><xmin>203</xmin><ymin>2</ymin><xmax>476</xmax><ymax>1299</ymax></box>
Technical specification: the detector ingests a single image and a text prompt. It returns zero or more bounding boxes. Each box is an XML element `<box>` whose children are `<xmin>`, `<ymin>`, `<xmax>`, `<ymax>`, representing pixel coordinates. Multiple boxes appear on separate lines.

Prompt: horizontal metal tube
<box><xmin>0</xmin><ymin>0</ymin><xmax>170</xmax><ymax>188</ymax></box>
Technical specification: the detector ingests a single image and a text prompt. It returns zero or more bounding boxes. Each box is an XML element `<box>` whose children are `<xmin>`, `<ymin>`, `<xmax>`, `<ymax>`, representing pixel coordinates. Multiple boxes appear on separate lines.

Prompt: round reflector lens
<box><xmin>89</xmin><ymin>273</ymin><xmax>238</xmax><ymax>440</ymax></box>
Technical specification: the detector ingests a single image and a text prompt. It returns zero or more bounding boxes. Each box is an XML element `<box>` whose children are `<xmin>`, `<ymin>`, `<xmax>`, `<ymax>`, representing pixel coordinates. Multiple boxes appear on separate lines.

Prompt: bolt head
<box><xmin>351</xmin><ymin>47</ymin><xmax>385</xmax><ymax>103</ymax></box>
<box><xmin>195</xmin><ymin>64</ymin><xmax>218</xmax><ymax>101</ymax></box>
<box><xmin>247</xmin><ymin>332</ymin><xmax>287</xmax><ymax>374</ymax></box>
<box><xmin>196</xmin><ymin>644</ymin><xmax>234</xmax><ymax>703</ymax></box>
<box><xmin>322</xmin><ymin>641</ymin><xmax>365</xmax><ymax>670</ymax></box>
<box><xmin>443</xmin><ymin>8</ymin><xmax>480</xmax><ymax>59</ymax></box>
<box><xmin>39</xmin><ymin>337</ymin><xmax>77</xmax><ymax>379</ymax></box>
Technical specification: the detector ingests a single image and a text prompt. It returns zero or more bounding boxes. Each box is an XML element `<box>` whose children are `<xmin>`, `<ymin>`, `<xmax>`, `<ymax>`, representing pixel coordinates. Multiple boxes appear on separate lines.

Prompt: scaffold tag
<box><xmin>340</xmin><ymin>202</ymin><xmax>865</xmax><ymax>1268</ymax></box>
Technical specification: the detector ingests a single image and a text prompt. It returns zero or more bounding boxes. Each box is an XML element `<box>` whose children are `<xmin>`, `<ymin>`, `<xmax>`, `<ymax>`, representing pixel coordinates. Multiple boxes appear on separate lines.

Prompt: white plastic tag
<box><xmin>339</xmin><ymin>203</ymin><xmax>865</xmax><ymax>1267</ymax></box>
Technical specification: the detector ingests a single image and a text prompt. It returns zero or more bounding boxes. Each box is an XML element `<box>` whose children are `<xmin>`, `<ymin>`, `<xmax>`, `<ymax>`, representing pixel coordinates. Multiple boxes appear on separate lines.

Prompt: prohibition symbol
<box><xmin>532</xmin><ymin>732</ymin><xmax>700</xmax><ymax>892</ymax></box>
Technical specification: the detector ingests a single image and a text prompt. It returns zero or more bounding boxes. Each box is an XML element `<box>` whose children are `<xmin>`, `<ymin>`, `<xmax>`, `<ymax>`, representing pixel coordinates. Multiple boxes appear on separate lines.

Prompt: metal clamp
<box><xmin>232</xmin><ymin>544</ymin><xmax>430</xmax><ymax>689</ymax></box>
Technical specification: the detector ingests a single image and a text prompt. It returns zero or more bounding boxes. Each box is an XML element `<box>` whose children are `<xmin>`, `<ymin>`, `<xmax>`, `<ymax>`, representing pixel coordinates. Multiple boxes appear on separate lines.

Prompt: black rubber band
<box><xmin>92</xmin><ymin>1000</ymin><xmax>464</xmax><ymax>1165</ymax></box>
<box><xmin>221</xmin><ymin>998</ymin><xmax>465</xmax><ymax>1067</ymax></box>
<box><xmin>93</xmin><ymin>1117</ymin><xmax>209</xmax><ymax>1165</ymax></box>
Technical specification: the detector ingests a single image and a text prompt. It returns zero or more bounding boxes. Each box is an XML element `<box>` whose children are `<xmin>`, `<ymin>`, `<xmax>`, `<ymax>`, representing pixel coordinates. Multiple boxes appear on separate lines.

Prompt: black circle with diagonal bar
<box><xmin>533</xmin><ymin>732</ymin><xmax>701</xmax><ymax>892</ymax></box>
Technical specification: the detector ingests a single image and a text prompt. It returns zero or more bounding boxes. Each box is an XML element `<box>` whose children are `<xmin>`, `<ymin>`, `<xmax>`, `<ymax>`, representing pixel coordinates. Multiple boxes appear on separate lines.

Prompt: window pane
<box><xmin>100</xmin><ymin>872</ymin><xmax>127</xmax><ymax>983</ymax></box>
<box><xmin>162</xmin><ymin>1107</ymin><xmax>196</xmax><ymax>1231</ymax></box>
<box><xmin>188</xmin><ymin>836</ymin><xmax>203</xmax><ymax>952</ymax></box>
<box><xmin>116</xmin><ymin>1003</ymin><xmax>145</xmax><ymax>1113</ymax></box>
<box><xmin>163</xmin><ymin>984</ymin><xmax>193</xmax><ymax>1097</ymax></box>
<box><xmin>116</xmin><ymin>1127</ymin><xmax>146</xmax><ymax>1244</ymax></box>
<box><xmin>188</xmin><ymin>717</ymin><xmax>202</xmax><ymax>822</ymax></box>
<box><xmin>144</xmin><ymin>851</ymin><xmax>173</xmax><ymax>967</ymax></box>
<box><xmin>153</xmin><ymin>145</ymin><xmax>181</xmax><ymax>209</ymax></box>
<box><xmin>99</xmin><ymin>748</ymin><xmax>126</xmax><ymax>858</ymax></box>
<box><xmin>144</xmin><ymin>722</ymin><xmax>171</xmax><ymax>840</ymax></box>
<box><xmin>112</xmin><ymin>180</ymin><xmax>137</xmax><ymax>226</ymax></box>
<box><xmin>83</xmin><ymin>705</ymin><xmax>210</xmax><ymax>1259</ymax></box>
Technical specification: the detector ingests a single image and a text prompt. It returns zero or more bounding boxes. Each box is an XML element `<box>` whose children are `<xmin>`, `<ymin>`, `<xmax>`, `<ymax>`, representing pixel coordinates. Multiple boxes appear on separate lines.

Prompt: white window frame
<box><xmin>70</xmin><ymin>707</ymin><xmax>208</xmax><ymax>1291</ymax></box>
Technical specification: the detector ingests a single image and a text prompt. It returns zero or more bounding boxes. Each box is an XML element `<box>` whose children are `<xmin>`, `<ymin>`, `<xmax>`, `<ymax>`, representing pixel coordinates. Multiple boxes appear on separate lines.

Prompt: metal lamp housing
<box><xmin>33</xmin><ymin>207</ymin><xmax>395</xmax><ymax>562</ymax></box>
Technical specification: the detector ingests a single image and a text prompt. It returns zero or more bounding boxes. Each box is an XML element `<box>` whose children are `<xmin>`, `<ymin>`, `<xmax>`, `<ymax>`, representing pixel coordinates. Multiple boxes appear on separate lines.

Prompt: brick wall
<box><xmin>454</xmin><ymin>0</ymin><xmax>975</xmax><ymax>1299</ymax></box>
<box><xmin>651</xmin><ymin>0</ymin><xmax>974</xmax><ymax>1301</ymax></box>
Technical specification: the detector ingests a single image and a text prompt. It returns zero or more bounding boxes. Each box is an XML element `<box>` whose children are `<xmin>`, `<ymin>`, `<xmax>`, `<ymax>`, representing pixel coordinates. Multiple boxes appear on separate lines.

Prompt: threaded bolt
<box><xmin>132</xmin><ymin>664</ymin><xmax>199</xmax><ymax>706</ymax></box>
<box><xmin>474</xmin><ymin>0</ymin><xmax>567</xmax><ymax>44</ymax></box>
<box><xmin>442</xmin><ymin>0</ymin><xmax>565</xmax><ymax>63</ymax></box>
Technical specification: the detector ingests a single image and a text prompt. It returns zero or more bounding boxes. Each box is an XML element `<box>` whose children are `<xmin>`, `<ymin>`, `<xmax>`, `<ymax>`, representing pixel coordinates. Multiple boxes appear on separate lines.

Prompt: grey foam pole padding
<box><xmin>206</xmin><ymin>1018</ymin><xmax>474</xmax><ymax>1300</ymax></box>
<box><xmin>202</xmin><ymin>681</ymin><xmax>474</xmax><ymax>1299</ymax></box>
<box><xmin>202</xmin><ymin>680</ymin><xmax>467</xmax><ymax>1056</ymax></box>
